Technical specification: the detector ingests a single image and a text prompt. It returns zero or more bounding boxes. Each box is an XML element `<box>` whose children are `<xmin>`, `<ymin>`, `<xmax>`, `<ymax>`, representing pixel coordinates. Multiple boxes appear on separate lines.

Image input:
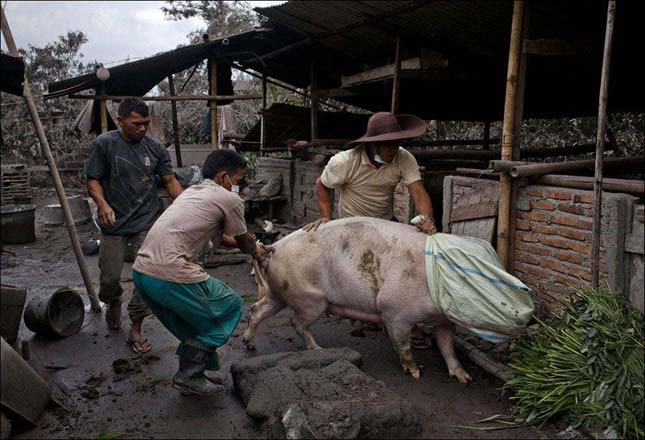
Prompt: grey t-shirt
<box><xmin>86</xmin><ymin>130</ymin><xmax>173</xmax><ymax>236</ymax></box>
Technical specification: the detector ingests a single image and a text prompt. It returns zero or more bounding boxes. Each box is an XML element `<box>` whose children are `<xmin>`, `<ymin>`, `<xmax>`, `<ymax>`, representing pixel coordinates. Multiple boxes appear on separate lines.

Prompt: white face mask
<box><xmin>372</xmin><ymin>145</ymin><xmax>391</xmax><ymax>164</ymax></box>
<box><xmin>226</xmin><ymin>175</ymin><xmax>240</xmax><ymax>194</ymax></box>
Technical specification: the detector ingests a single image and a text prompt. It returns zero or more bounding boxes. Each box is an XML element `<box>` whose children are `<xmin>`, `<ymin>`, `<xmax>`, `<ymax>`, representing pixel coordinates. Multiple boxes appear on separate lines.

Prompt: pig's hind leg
<box><xmin>382</xmin><ymin>319</ymin><xmax>421</xmax><ymax>379</ymax></box>
<box><xmin>290</xmin><ymin>299</ymin><xmax>328</xmax><ymax>350</ymax></box>
<box><xmin>243</xmin><ymin>296</ymin><xmax>286</xmax><ymax>350</ymax></box>
<box><xmin>434</xmin><ymin>323</ymin><xmax>472</xmax><ymax>383</ymax></box>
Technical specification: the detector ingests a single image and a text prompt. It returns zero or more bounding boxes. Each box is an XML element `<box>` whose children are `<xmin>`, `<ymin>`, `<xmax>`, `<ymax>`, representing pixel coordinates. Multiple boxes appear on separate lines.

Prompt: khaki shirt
<box><xmin>320</xmin><ymin>146</ymin><xmax>421</xmax><ymax>219</ymax></box>
<box><xmin>133</xmin><ymin>179</ymin><xmax>247</xmax><ymax>284</ymax></box>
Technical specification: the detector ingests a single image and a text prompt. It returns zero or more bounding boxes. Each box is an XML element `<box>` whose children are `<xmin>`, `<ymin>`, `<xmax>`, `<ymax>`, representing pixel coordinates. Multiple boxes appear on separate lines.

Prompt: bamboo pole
<box><xmin>497</xmin><ymin>0</ymin><xmax>525</xmax><ymax>269</ymax></box>
<box><xmin>1</xmin><ymin>8</ymin><xmax>101</xmax><ymax>312</ymax></box>
<box><xmin>535</xmin><ymin>175</ymin><xmax>643</xmax><ymax>195</ymax></box>
<box><xmin>508</xmin><ymin>156</ymin><xmax>642</xmax><ymax>178</ymax></box>
<box><xmin>68</xmin><ymin>94</ymin><xmax>261</xmax><ymax>102</ymax></box>
<box><xmin>391</xmin><ymin>36</ymin><xmax>401</xmax><ymax>113</ymax></box>
<box><xmin>592</xmin><ymin>0</ymin><xmax>617</xmax><ymax>288</ymax></box>
<box><xmin>489</xmin><ymin>160</ymin><xmax>530</xmax><ymax>173</ymax></box>
<box><xmin>507</xmin><ymin>6</ymin><xmax>529</xmax><ymax>273</ymax></box>
<box><xmin>454</xmin><ymin>336</ymin><xmax>511</xmax><ymax>382</ymax></box>
<box><xmin>99</xmin><ymin>85</ymin><xmax>108</xmax><ymax>134</ymax></box>
<box><xmin>167</xmin><ymin>75</ymin><xmax>182</xmax><ymax>167</ymax></box>
<box><xmin>260</xmin><ymin>73</ymin><xmax>267</xmax><ymax>158</ymax></box>
<box><xmin>209</xmin><ymin>59</ymin><xmax>218</xmax><ymax>150</ymax></box>
<box><xmin>310</xmin><ymin>60</ymin><xmax>319</xmax><ymax>141</ymax></box>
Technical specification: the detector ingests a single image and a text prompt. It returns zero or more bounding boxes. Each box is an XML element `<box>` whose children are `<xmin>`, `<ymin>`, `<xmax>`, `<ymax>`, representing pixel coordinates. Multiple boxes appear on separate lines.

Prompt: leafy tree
<box><xmin>18</xmin><ymin>31</ymin><xmax>91</xmax><ymax>92</ymax></box>
<box><xmin>1</xmin><ymin>31</ymin><xmax>95</xmax><ymax>177</ymax></box>
<box><xmin>162</xmin><ymin>0</ymin><xmax>258</xmax><ymax>43</ymax></box>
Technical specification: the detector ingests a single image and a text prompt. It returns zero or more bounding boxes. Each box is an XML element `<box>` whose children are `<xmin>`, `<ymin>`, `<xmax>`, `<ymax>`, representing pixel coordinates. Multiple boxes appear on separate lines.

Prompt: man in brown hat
<box><xmin>304</xmin><ymin>111</ymin><xmax>436</xmax><ymax>348</ymax></box>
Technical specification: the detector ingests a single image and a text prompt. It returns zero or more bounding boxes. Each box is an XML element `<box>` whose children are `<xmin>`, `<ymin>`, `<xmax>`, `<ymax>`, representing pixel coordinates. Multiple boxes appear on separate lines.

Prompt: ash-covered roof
<box><xmin>46</xmin><ymin>1</ymin><xmax>644</xmax><ymax>121</ymax></box>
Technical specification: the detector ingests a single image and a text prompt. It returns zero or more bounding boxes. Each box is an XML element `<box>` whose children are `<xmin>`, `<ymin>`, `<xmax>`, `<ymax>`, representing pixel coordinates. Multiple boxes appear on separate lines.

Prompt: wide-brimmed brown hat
<box><xmin>348</xmin><ymin>112</ymin><xmax>427</xmax><ymax>144</ymax></box>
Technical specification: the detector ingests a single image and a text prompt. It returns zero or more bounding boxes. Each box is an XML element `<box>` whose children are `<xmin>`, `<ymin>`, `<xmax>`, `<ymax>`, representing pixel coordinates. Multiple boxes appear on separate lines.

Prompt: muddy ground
<box><xmin>1</xmin><ymin>189</ymin><xmax>558</xmax><ymax>439</ymax></box>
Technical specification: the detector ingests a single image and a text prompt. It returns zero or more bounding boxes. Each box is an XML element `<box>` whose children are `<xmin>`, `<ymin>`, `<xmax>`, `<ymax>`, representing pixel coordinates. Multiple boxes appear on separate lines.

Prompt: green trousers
<box><xmin>132</xmin><ymin>271</ymin><xmax>244</xmax><ymax>370</ymax></box>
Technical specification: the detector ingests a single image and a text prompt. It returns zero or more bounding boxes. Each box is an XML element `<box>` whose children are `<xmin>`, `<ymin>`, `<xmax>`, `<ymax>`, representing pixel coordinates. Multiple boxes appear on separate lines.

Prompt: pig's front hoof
<box><xmin>403</xmin><ymin>364</ymin><xmax>421</xmax><ymax>379</ymax></box>
<box><xmin>451</xmin><ymin>368</ymin><xmax>472</xmax><ymax>383</ymax></box>
<box><xmin>242</xmin><ymin>334</ymin><xmax>256</xmax><ymax>350</ymax></box>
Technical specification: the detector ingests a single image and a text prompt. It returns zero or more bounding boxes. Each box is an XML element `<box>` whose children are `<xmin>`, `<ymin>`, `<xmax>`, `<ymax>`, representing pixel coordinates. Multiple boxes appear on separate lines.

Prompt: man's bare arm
<box><xmin>303</xmin><ymin>178</ymin><xmax>333</xmax><ymax>232</ymax></box>
<box><xmin>161</xmin><ymin>174</ymin><xmax>183</xmax><ymax>199</ymax></box>
<box><xmin>220</xmin><ymin>234</ymin><xmax>237</xmax><ymax>248</ymax></box>
<box><xmin>234</xmin><ymin>232</ymin><xmax>265</xmax><ymax>260</ymax></box>
<box><xmin>408</xmin><ymin>180</ymin><xmax>436</xmax><ymax>235</ymax></box>
<box><xmin>87</xmin><ymin>178</ymin><xmax>116</xmax><ymax>227</ymax></box>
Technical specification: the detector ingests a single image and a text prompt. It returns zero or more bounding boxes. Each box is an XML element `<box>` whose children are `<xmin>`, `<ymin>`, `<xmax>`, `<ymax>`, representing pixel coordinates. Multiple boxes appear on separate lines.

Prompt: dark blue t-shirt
<box><xmin>86</xmin><ymin>130</ymin><xmax>173</xmax><ymax>236</ymax></box>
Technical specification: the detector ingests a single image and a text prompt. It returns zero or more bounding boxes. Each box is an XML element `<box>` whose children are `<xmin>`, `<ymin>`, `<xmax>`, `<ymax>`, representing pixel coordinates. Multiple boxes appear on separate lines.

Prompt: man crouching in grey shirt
<box><xmin>86</xmin><ymin>98</ymin><xmax>183</xmax><ymax>354</ymax></box>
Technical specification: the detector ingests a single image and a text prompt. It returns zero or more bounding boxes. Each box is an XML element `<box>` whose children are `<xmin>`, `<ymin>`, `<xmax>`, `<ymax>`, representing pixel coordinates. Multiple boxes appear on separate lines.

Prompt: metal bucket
<box><xmin>0</xmin><ymin>284</ymin><xmax>27</xmax><ymax>344</ymax></box>
<box><xmin>1</xmin><ymin>204</ymin><xmax>36</xmax><ymax>244</ymax></box>
<box><xmin>23</xmin><ymin>288</ymin><xmax>85</xmax><ymax>338</ymax></box>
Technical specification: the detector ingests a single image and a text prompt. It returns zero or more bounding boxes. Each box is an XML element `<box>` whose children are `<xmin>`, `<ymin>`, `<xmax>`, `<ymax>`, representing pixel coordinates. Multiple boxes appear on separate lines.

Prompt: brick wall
<box><xmin>513</xmin><ymin>186</ymin><xmax>637</xmax><ymax>312</ymax></box>
<box><xmin>442</xmin><ymin>176</ymin><xmax>641</xmax><ymax>315</ymax></box>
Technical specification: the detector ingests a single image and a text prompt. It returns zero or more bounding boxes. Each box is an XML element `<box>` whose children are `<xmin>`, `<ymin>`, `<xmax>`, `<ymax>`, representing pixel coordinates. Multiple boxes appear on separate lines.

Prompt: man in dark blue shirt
<box><xmin>86</xmin><ymin>98</ymin><xmax>182</xmax><ymax>353</ymax></box>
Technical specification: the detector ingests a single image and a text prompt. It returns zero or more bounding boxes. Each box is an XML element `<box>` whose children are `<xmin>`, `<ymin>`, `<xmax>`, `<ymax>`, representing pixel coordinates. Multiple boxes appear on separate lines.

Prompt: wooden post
<box><xmin>507</xmin><ymin>5</ymin><xmax>529</xmax><ymax>273</ymax></box>
<box><xmin>482</xmin><ymin>121</ymin><xmax>491</xmax><ymax>150</ymax></box>
<box><xmin>1</xmin><ymin>8</ymin><xmax>101</xmax><ymax>312</ymax></box>
<box><xmin>167</xmin><ymin>74</ymin><xmax>182</xmax><ymax>167</ymax></box>
<box><xmin>497</xmin><ymin>0</ymin><xmax>525</xmax><ymax>269</ymax></box>
<box><xmin>391</xmin><ymin>36</ymin><xmax>402</xmax><ymax>113</ymax></box>
<box><xmin>310</xmin><ymin>60</ymin><xmax>319</xmax><ymax>141</ymax></box>
<box><xmin>260</xmin><ymin>73</ymin><xmax>267</xmax><ymax>157</ymax></box>
<box><xmin>99</xmin><ymin>84</ymin><xmax>108</xmax><ymax>133</ymax></box>
<box><xmin>209</xmin><ymin>59</ymin><xmax>218</xmax><ymax>150</ymax></box>
<box><xmin>592</xmin><ymin>0</ymin><xmax>617</xmax><ymax>288</ymax></box>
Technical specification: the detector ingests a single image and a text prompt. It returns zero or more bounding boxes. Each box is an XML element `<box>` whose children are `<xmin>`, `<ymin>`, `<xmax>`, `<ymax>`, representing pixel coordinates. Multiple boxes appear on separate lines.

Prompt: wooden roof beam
<box><xmin>523</xmin><ymin>38</ymin><xmax>592</xmax><ymax>56</ymax></box>
<box><xmin>341</xmin><ymin>53</ymin><xmax>449</xmax><ymax>87</ymax></box>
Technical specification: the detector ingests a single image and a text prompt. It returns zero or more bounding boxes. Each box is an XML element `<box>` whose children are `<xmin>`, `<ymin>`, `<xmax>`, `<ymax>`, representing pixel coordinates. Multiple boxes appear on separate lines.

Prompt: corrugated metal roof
<box><xmin>44</xmin><ymin>1</ymin><xmax>644</xmax><ymax>121</ymax></box>
<box><xmin>251</xmin><ymin>0</ymin><xmax>644</xmax><ymax>119</ymax></box>
<box><xmin>45</xmin><ymin>28</ymin><xmax>300</xmax><ymax>99</ymax></box>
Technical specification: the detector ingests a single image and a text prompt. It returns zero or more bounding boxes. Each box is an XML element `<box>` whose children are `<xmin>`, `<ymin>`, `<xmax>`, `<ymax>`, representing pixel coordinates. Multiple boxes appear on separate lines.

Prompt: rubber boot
<box><xmin>172</xmin><ymin>339</ymin><xmax>224</xmax><ymax>396</ymax></box>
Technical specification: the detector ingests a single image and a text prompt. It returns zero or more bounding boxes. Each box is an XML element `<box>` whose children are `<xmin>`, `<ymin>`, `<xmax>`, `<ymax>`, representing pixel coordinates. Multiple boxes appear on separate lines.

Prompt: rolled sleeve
<box><xmin>224</xmin><ymin>198</ymin><xmax>248</xmax><ymax>237</ymax></box>
<box><xmin>85</xmin><ymin>140</ymin><xmax>105</xmax><ymax>180</ymax></box>
<box><xmin>398</xmin><ymin>149</ymin><xmax>422</xmax><ymax>185</ymax></box>
<box><xmin>320</xmin><ymin>153</ymin><xmax>351</xmax><ymax>189</ymax></box>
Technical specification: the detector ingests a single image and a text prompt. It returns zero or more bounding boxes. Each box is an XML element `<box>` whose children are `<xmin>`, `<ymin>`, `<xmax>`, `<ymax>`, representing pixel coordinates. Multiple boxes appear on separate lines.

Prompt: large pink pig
<box><xmin>244</xmin><ymin>217</ymin><xmax>473</xmax><ymax>382</ymax></box>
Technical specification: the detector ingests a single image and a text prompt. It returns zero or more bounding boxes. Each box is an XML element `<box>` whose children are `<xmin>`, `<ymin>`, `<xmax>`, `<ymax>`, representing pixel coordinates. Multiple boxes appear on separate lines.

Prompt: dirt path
<box><xmin>2</xmin><ymin>190</ymin><xmax>557</xmax><ymax>439</ymax></box>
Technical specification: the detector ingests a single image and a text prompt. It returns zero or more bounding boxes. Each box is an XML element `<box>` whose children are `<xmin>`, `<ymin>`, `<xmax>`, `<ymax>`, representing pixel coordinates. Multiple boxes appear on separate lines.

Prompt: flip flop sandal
<box><xmin>127</xmin><ymin>338</ymin><xmax>152</xmax><ymax>354</ymax></box>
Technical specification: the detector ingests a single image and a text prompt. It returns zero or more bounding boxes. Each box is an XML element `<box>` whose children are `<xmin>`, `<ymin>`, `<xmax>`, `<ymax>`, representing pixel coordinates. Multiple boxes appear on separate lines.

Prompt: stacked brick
<box><xmin>443</xmin><ymin>176</ymin><xmax>640</xmax><ymax>314</ymax></box>
<box><xmin>513</xmin><ymin>186</ymin><xmax>608</xmax><ymax>309</ymax></box>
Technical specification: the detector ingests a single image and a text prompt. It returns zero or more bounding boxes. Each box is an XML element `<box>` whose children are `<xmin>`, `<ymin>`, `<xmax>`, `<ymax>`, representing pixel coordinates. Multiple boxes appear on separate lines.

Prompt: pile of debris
<box><xmin>231</xmin><ymin>348</ymin><xmax>422</xmax><ymax>439</ymax></box>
